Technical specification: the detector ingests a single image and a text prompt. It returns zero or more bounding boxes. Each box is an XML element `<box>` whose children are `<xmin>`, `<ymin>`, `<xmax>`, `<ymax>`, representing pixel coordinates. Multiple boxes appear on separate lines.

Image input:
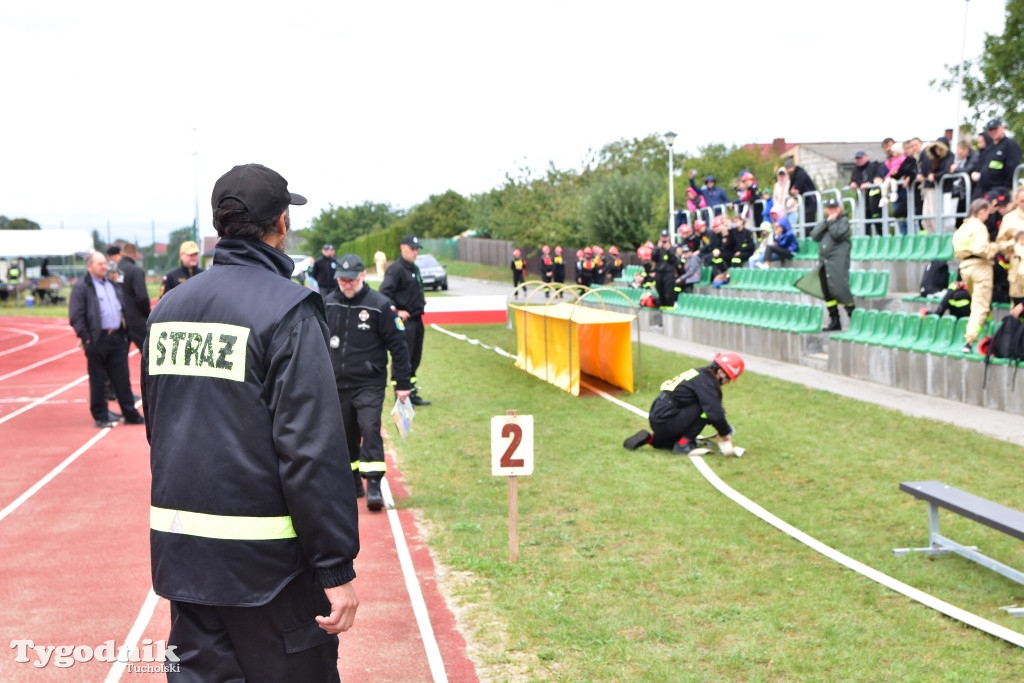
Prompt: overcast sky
<box><xmin>0</xmin><ymin>0</ymin><xmax>1009</xmax><ymax>246</ymax></box>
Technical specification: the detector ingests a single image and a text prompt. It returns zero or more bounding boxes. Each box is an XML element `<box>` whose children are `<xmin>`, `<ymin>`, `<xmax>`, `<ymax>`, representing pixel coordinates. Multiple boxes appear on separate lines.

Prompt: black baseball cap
<box><xmin>401</xmin><ymin>235</ymin><xmax>421</xmax><ymax>249</ymax></box>
<box><xmin>987</xmin><ymin>117</ymin><xmax>1004</xmax><ymax>130</ymax></box>
<box><xmin>106</xmin><ymin>245</ymin><xmax>121</xmax><ymax>256</ymax></box>
<box><xmin>322</xmin><ymin>243</ymin><xmax>334</xmax><ymax>250</ymax></box>
<box><xmin>854</xmin><ymin>151</ymin><xmax>867</xmax><ymax>159</ymax></box>
<box><xmin>824</xmin><ymin>197</ymin><xmax>841</xmax><ymax>208</ymax></box>
<box><xmin>335</xmin><ymin>254</ymin><xmax>365</xmax><ymax>279</ymax></box>
<box><xmin>212</xmin><ymin>163</ymin><xmax>307</xmax><ymax>222</ymax></box>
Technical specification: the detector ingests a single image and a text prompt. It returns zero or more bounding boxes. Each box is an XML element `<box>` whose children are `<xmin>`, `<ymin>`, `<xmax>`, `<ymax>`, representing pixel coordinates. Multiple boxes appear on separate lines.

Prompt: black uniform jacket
<box><xmin>161</xmin><ymin>264</ymin><xmax>203</xmax><ymax>297</ymax></box>
<box><xmin>324</xmin><ymin>284</ymin><xmax>412</xmax><ymax>391</ymax></box>
<box><xmin>649</xmin><ymin>366</ymin><xmax>732</xmax><ymax>437</ymax></box>
<box><xmin>118</xmin><ymin>256</ymin><xmax>151</xmax><ymax>334</ymax></box>
<box><xmin>380</xmin><ymin>257</ymin><xmax>425</xmax><ymax>317</ymax></box>
<box><xmin>144</xmin><ymin>238</ymin><xmax>359</xmax><ymax>606</ymax></box>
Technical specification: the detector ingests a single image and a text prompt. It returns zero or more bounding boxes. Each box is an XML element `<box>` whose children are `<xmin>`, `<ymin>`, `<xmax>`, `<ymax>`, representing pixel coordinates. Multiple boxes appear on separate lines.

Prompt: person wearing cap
<box><xmin>144</xmin><ymin>163</ymin><xmax>360</xmax><ymax>679</ymax></box>
<box><xmin>160</xmin><ymin>239</ymin><xmax>203</xmax><ymax>298</ymax></box>
<box><xmin>510</xmin><ymin>248</ymin><xmax>527</xmax><ymax>297</ymax></box>
<box><xmin>312</xmin><ymin>243</ymin><xmax>340</xmax><ymax>297</ymax></box>
<box><xmin>809</xmin><ymin>197</ymin><xmax>855</xmax><ymax>331</ymax></box>
<box><xmin>69</xmin><ymin>250</ymin><xmax>146</xmax><ymax>428</ymax></box>
<box><xmin>849</xmin><ymin>151</ymin><xmax>888</xmax><ymax>236</ymax></box>
<box><xmin>673</xmin><ymin>242</ymin><xmax>703</xmax><ymax>295</ymax></box>
<box><xmin>975</xmin><ymin>118</ymin><xmax>1022</xmax><ymax>198</ymax></box>
<box><xmin>689</xmin><ymin>171</ymin><xmax>730</xmax><ymax>212</ymax></box>
<box><xmin>381</xmin><ymin>235</ymin><xmax>431</xmax><ymax>406</ymax></box>
<box><xmin>324</xmin><ymin>254</ymin><xmax>412</xmax><ymax>512</ymax></box>
<box><xmin>623</xmin><ymin>352</ymin><xmax>743</xmax><ymax>455</ymax></box>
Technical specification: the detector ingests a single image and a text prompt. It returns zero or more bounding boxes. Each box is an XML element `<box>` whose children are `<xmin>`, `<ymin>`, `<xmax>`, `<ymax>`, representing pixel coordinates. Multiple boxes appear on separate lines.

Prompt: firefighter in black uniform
<box><xmin>552</xmin><ymin>246</ymin><xmax>565</xmax><ymax>287</ymax></box>
<box><xmin>540</xmin><ymin>244</ymin><xmax>554</xmax><ymax>296</ymax></box>
<box><xmin>511</xmin><ymin>248</ymin><xmax>527</xmax><ymax>297</ymax></box>
<box><xmin>652</xmin><ymin>230</ymin><xmax>678</xmax><ymax>307</ymax></box>
<box><xmin>606</xmin><ymin>245</ymin><xmax>624</xmax><ymax>281</ymax></box>
<box><xmin>380</xmin><ymin>235</ymin><xmax>431</xmax><ymax>406</ymax></box>
<box><xmin>577</xmin><ymin>247</ymin><xmax>597</xmax><ymax>288</ymax></box>
<box><xmin>921</xmin><ymin>280</ymin><xmax>971</xmax><ymax>319</ymax></box>
<box><xmin>311</xmin><ymin>244</ymin><xmax>340</xmax><ymax>297</ymax></box>
<box><xmin>160</xmin><ymin>240</ymin><xmax>203</xmax><ymax>298</ymax></box>
<box><xmin>144</xmin><ymin>163</ymin><xmax>359</xmax><ymax>681</ymax></box>
<box><xmin>623</xmin><ymin>352</ymin><xmax>744</xmax><ymax>455</ymax></box>
<box><xmin>325</xmin><ymin>254</ymin><xmax>412</xmax><ymax>512</ymax></box>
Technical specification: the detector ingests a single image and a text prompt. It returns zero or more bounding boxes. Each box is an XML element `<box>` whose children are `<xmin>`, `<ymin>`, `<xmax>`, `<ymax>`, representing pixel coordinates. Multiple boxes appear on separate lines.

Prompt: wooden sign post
<box><xmin>491</xmin><ymin>411</ymin><xmax>533</xmax><ymax>562</ymax></box>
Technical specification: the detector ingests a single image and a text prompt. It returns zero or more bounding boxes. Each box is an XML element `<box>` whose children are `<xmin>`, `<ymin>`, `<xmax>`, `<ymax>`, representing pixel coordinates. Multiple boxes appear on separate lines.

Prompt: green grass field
<box><xmin>397</xmin><ymin>322</ymin><xmax>1023</xmax><ymax>681</ymax></box>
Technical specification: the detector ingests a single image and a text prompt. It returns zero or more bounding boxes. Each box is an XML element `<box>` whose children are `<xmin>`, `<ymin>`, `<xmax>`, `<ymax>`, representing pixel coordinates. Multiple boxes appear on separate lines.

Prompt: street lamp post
<box><xmin>664</xmin><ymin>131</ymin><xmax>678</xmax><ymax>237</ymax></box>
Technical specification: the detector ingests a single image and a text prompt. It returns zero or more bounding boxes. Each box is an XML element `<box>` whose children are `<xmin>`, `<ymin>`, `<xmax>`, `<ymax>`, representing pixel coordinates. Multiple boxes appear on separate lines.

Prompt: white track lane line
<box><xmin>0</xmin><ymin>346</ymin><xmax>81</xmax><ymax>382</ymax></box>
<box><xmin>0</xmin><ymin>375</ymin><xmax>89</xmax><ymax>426</ymax></box>
<box><xmin>0</xmin><ymin>328</ymin><xmax>39</xmax><ymax>356</ymax></box>
<box><xmin>0</xmin><ymin>427</ymin><xmax>112</xmax><ymax>523</ymax></box>
<box><xmin>381</xmin><ymin>477</ymin><xmax>449</xmax><ymax>682</ymax></box>
<box><xmin>431</xmin><ymin>323</ymin><xmax>1024</xmax><ymax>649</ymax></box>
<box><xmin>104</xmin><ymin>589</ymin><xmax>161</xmax><ymax>683</ymax></box>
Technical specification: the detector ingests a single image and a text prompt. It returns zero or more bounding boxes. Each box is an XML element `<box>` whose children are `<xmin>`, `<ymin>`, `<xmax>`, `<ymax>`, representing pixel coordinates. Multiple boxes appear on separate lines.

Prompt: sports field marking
<box><xmin>0</xmin><ymin>374</ymin><xmax>90</xmax><ymax>426</ymax></box>
<box><xmin>0</xmin><ymin>427</ymin><xmax>111</xmax><ymax>524</ymax></box>
<box><xmin>0</xmin><ymin>327</ymin><xmax>40</xmax><ymax>356</ymax></box>
<box><xmin>0</xmin><ymin>346</ymin><xmax>81</xmax><ymax>382</ymax></box>
<box><xmin>432</xmin><ymin>323</ymin><xmax>1024</xmax><ymax>649</ymax></box>
<box><xmin>104</xmin><ymin>589</ymin><xmax>160</xmax><ymax>683</ymax></box>
<box><xmin>381</xmin><ymin>476</ymin><xmax>449</xmax><ymax>682</ymax></box>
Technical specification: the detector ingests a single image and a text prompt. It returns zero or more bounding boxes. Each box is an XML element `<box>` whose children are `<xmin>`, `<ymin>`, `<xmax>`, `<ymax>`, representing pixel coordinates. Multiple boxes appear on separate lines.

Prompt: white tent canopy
<box><xmin>0</xmin><ymin>230</ymin><xmax>94</xmax><ymax>258</ymax></box>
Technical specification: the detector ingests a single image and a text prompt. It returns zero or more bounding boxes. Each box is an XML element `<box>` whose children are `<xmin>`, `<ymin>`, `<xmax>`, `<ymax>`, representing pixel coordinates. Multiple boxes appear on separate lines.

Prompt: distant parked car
<box><xmin>415</xmin><ymin>254</ymin><xmax>448</xmax><ymax>291</ymax></box>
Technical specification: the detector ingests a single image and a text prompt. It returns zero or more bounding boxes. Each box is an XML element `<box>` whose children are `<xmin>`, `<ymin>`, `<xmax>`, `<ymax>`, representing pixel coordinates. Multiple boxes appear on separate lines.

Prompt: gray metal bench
<box><xmin>895</xmin><ymin>481</ymin><xmax>1024</xmax><ymax>614</ymax></box>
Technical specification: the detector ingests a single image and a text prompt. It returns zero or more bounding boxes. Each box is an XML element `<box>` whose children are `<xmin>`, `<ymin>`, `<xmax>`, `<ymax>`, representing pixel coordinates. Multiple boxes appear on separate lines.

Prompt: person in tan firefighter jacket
<box><xmin>954</xmin><ymin>197</ymin><xmax>999</xmax><ymax>354</ymax></box>
<box><xmin>144</xmin><ymin>164</ymin><xmax>360</xmax><ymax>681</ymax></box>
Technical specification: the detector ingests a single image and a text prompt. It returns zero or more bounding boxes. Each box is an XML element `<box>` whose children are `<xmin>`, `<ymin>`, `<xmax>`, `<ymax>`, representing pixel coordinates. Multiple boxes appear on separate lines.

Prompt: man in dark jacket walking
<box><xmin>784</xmin><ymin>158</ymin><xmax>818</xmax><ymax>226</ymax></box>
<box><xmin>380</xmin><ymin>235</ymin><xmax>430</xmax><ymax>405</ymax></box>
<box><xmin>115</xmin><ymin>243</ymin><xmax>151</xmax><ymax>354</ymax></box>
<box><xmin>324</xmin><ymin>254</ymin><xmax>412</xmax><ymax>511</ymax></box>
<box><xmin>312</xmin><ymin>243</ymin><xmax>340</xmax><ymax>297</ymax></box>
<box><xmin>144</xmin><ymin>163</ymin><xmax>360</xmax><ymax>680</ymax></box>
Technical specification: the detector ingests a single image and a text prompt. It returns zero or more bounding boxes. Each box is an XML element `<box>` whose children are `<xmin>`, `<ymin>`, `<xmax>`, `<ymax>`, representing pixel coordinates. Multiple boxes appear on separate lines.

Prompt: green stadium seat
<box><xmin>909</xmin><ymin>314</ymin><xmax>940</xmax><ymax>353</ymax></box>
<box><xmin>893</xmin><ymin>312</ymin><xmax>923</xmax><ymax>350</ymax></box>
<box><xmin>863</xmin><ymin>236</ymin><xmax>885</xmax><ymax>261</ymax></box>
<box><xmin>864</xmin><ymin>310</ymin><xmax>893</xmax><ymax>345</ymax></box>
<box><xmin>850</xmin><ymin>236</ymin><xmax>869</xmax><ymax>260</ymax></box>
<box><xmin>698</xmin><ymin>266</ymin><xmax>712</xmax><ymax>286</ymax></box>
<box><xmin>937</xmin><ymin>317</ymin><xmax>971</xmax><ymax>357</ymax></box>
<box><xmin>878</xmin><ymin>235</ymin><xmax>901</xmax><ymax>260</ymax></box>
<box><xmin>872</xmin><ymin>271</ymin><xmax>890</xmax><ymax>297</ymax></box>
<box><xmin>848</xmin><ymin>309</ymin><xmax>879</xmax><ymax>343</ymax></box>
<box><xmin>877</xmin><ymin>312</ymin><xmax>909</xmax><ymax>347</ymax></box>
<box><xmin>934</xmin><ymin>233</ymin><xmax>955</xmax><ymax>261</ymax></box>
<box><xmin>804</xmin><ymin>304</ymin><xmax>826</xmax><ymax>333</ymax></box>
<box><xmin>830</xmin><ymin>307</ymin><xmax>864</xmax><ymax>340</ymax></box>
<box><xmin>909</xmin><ymin>234</ymin><xmax>932</xmax><ymax>261</ymax></box>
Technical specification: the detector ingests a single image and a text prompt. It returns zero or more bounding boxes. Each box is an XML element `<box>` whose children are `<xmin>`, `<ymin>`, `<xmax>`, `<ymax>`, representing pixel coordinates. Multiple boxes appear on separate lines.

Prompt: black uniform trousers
<box><xmin>168</xmin><ymin>571</ymin><xmax>340</xmax><ymax>683</ymax></box>
<box><xmin>86</xmin><ymin>332</ymin><xmax>141</xmax><ymax>421</ymax></box>
<box><xmin>340</xmin><ymin>384</ymin><xmax>386</xmax><ymax>479</ymax></box>
<box><xmin>655</xmin><ymin>272</ymin><xmax>675</xmax><ymax>307</ymax></box>
<box><xmin>405</xmin><ymin>315</ymin><xmax>424</xmax><ymax>383</ymax></box>
<box><xmin>649</xmin><ymin>402</ymin><xmax>707</xmax><ymax>449</ymax></box>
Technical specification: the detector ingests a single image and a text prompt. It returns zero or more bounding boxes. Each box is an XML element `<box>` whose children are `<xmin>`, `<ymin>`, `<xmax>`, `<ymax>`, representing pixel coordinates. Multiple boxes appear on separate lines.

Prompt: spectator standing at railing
<box><xmin>690</xmin><ymin>171</ymin><xmax>730</xmax><ymax>213</ymax></box>
<box><xmin>954</xmin><ymin>198</ymin><xmax>998</xmax><ymax>354</ymax></box>
<box><xmin>918</xmin><ymin>138</ymin><xmax>955</xmax><ymax>233</ymax></box>
<box><xmin>771</xmin><ymin>167</ymin><xmax>796</xmax><ymax>228</ymax></box>
<box><xmin>783</xmin><ymin>159</ymin><xmax>817</xmax><ymax>227</ymax></box>
<box><xmin>849</xmin><ymin>151</ymin><xmax>887</xmax><ymax>236</ymax></box>
<box><xmin>950</xmin><ymin>139</ymin><xmax>981</xmax><ymax>227</ymax></box>
<box><xmin>974</xmin><ymin>118</ymin><xmax>1022</xmax><ymax>199</ymax></box>
<box><xmin>734</xmin><ymin>171</ymin><xmax>763</xmax><ymax>227</ymax></box>
<box><xmin>889</xmin><ymin>140</ymin><xmax>920</xmax><ymax>234</ymax></box>
<box><xmin>810</xmin><ymin>198</ymin><xmax>854</xmax><ymax>331</ymax></box>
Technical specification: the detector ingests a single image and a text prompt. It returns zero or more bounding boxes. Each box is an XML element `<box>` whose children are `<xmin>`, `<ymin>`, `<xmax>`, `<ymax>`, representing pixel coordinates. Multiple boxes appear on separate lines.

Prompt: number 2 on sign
<box><xmin>500</xmin><ymin>423</ymin><xmax>524</xmax><ymax>468</ymax></box>
<box><xmin>491</xmin><ymin>415</ymin><xmax>533</xmax><ymax>476</ymax></box>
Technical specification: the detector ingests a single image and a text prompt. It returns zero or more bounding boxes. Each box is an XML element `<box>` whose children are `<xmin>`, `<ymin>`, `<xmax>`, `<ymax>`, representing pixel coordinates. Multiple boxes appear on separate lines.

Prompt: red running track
<box><xmin>0</xmin><ymin>317</ymin><xmax>478</xmax><ymax>682</ymax></box>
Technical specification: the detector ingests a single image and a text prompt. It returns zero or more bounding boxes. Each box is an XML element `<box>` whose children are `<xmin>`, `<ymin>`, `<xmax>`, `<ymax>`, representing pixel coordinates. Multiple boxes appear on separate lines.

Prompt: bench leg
<box><xmin>893</xmin><ymin>503</ymin><xmax>1024</xmax><ymax>587</ymax></box>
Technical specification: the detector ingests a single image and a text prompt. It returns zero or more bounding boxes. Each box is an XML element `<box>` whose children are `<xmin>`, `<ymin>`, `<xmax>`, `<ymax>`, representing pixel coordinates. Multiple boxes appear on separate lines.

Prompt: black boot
<box><xmin>822</xmin><ymin>306</ymin><xmax>841</xmax><ymax>332</ymax></box>
<box><xmin>353</xmin><ymin>471</ymin><xmax>364</xmax><ymax>498</ymax></box>
<box><xmin>844</xmin><ymin>304</ymin><xmax>856</xmax><ymax>324</ymax></box>
<box><xmin>409</xmin><ymin>388</ymin><xmax>431</xmax><ymax>406</ymax></box>
<box><xmin>366</xmin><ymin>478</ymin><xmax>384</xmax><ymax>511</ymax></box>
